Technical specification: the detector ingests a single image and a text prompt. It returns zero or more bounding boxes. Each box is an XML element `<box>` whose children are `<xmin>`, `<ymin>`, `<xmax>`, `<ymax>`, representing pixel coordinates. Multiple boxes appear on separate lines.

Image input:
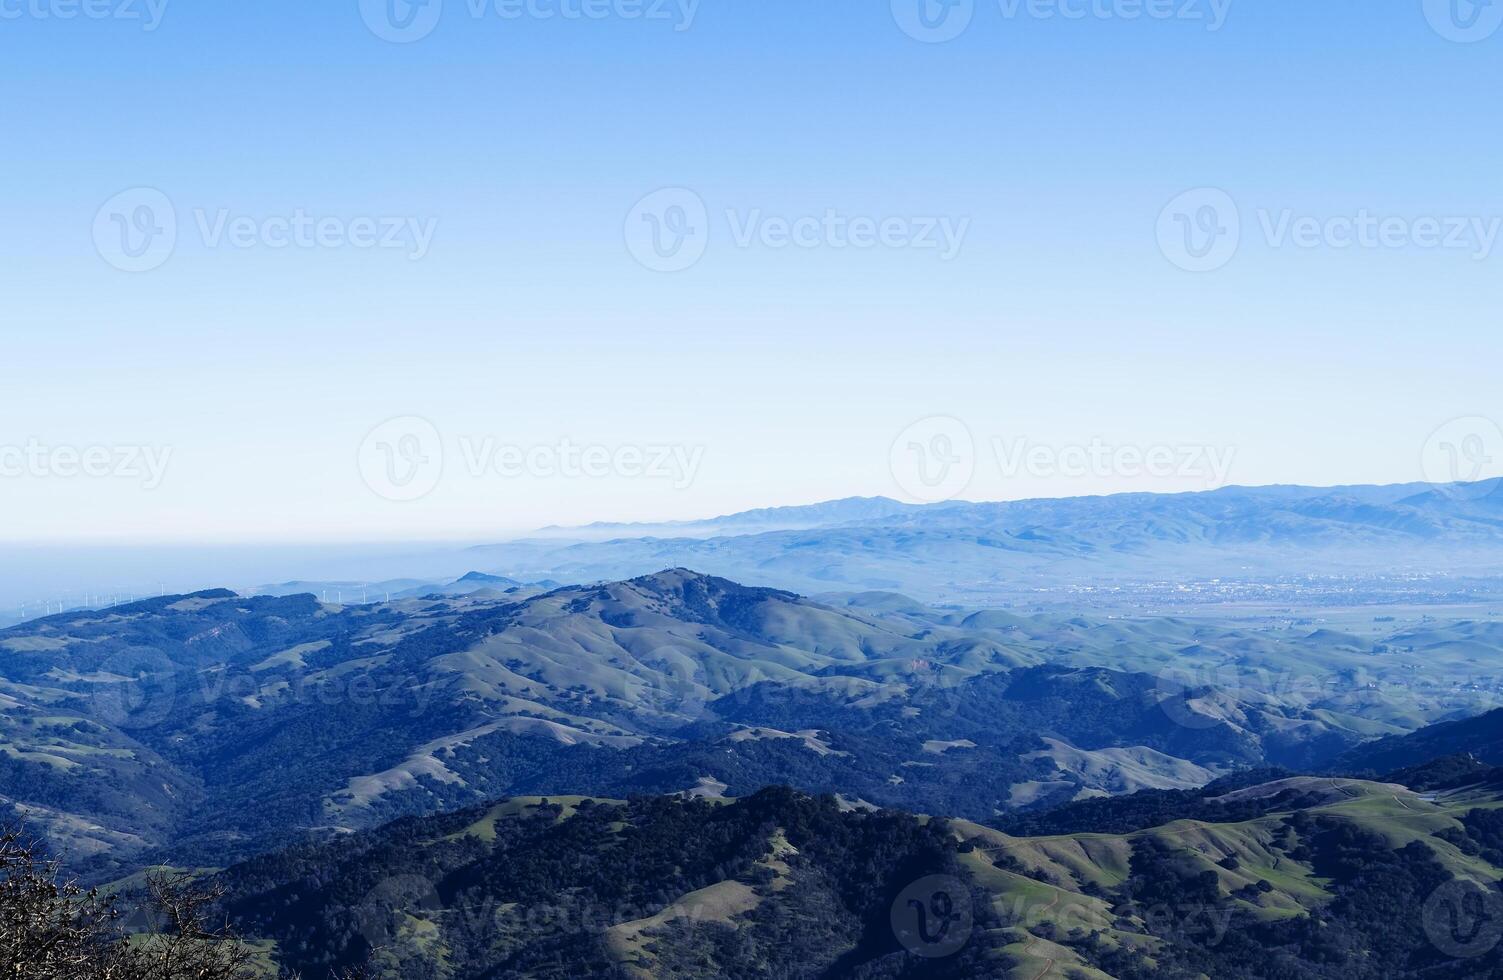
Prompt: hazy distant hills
<box><xmin>5</xmin><ymin>569</ymin><xmax>1503</xmax><ymax>881</ymax></box>
<box><xmin>534</xmin><ymin>496</ymin><xmax>923</xmax><ymax>540</ymax></box>
<box><xmin>459</xmin><ymin>481</ymin><xmax>1503</xmax><ymax>604</ymax></box>
<box><xmin>248</xmin><ymin>571</ymin><xmax>554</xmax><ymax>603</ymax></box>
<box><xmin>13</xmin><ymin>482</ymin><xmax>1501</xmax><ymax>617</ymax></box>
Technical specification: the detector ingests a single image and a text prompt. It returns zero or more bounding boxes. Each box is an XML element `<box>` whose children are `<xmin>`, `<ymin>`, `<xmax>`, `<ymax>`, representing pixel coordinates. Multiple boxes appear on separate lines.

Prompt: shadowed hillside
<box><xmin>5</xmin><ymin>570</ymin><xmax>1503</xmax><ymax>885</ymax></box>
<box><xmin>204</xmin><ymin>772</ymin><xmax>1503</xmax><ymax>979</ymax></box>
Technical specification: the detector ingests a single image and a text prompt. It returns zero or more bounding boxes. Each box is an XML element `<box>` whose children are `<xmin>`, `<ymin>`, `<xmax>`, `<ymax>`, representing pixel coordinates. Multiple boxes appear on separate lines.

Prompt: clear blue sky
<box><xmin>3</xmin><ymin>0</ymin><xmax>1501</xmax><ymax>541</ymax></box>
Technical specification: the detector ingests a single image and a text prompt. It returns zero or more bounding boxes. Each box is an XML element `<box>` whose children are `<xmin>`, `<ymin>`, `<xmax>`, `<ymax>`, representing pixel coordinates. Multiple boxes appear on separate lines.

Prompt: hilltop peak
<box><xmin>455</xmin><ymin>571</ymin><xmax>518</xmax><ymax>585</ymax></box>
<box><xmin>619</xmin><ymin>568</ymin><xmax>800</xmax><ymax>611</ymax></box>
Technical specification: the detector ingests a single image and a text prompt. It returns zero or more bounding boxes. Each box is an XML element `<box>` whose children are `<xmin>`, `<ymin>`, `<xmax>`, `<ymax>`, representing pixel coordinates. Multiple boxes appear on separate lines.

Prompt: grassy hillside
<box><xmin>200</xmin><ymin>773</ymin><xmax>1503</xmax><ymax>979</ymax></box>
<box><xmin>5</xmin><ymin>570</ymin><xmax>1502</xmax><ymax>883</ymax></box>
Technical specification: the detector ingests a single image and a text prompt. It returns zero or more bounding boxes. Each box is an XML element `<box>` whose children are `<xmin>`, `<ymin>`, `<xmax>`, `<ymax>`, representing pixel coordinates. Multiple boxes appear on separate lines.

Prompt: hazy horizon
<box><xmin>4</xmin><ymin>474</ymin><xmax>1502</xmax><ymax>619</ymax></box>
<box><xmin>6</xmin><ymin>2</ymin><xmax>1502</xmax><ymax>542</ymax></box>
<box><xmin>3</xmin><ymin>473</ymin><xmax>1500</xmax><ymax>548</ymax></box>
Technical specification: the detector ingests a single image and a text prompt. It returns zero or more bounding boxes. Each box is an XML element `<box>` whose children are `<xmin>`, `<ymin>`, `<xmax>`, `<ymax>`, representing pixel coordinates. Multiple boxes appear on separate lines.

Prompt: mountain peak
<box><xmin>625</xmin><ymin>567</ymin><xmax>794</xmax><ymax>598</ymax></box>
<box><xmin>456</xmin><ymin>571</ymin><xmax>517</xmax><ymax>584</ymax></box>
<box><xmin>608</xmin><ymin>568</ymin><xmax>802</xmax><ymax>628</ymax></box>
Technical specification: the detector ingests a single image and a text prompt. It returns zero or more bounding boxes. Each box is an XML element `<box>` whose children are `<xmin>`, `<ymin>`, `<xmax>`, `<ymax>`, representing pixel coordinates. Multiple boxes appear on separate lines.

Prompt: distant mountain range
<box><xmin>5</xmin><ymin>568</ymin><xmax>1503</xmax><ymax>883</ymax></box>
<box><xmin>9</xmin><ymin>481</ymin><xmax>1503</xmax><ymax>617</ymax></box>
<box><xmin>533</xmin><ymin>496</ymin><xmax>921</xmax><ymax>540</ymax></box>
<box><xmin>249</xmin><ymin>571</ymin><xmax>558</xmax><ymax>603</ymax></box>
<box><xmin>457</xmin><ymin>481</ymin><xmax>1503</xmax><ymax>604</ymax></box>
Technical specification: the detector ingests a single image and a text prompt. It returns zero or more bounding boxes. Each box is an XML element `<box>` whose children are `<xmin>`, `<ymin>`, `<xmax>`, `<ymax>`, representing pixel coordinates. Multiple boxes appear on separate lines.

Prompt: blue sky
<box><xmin>3</xmin><ymin>0</ymin><xmax>1502</xmax><ymax>541</ymax></box>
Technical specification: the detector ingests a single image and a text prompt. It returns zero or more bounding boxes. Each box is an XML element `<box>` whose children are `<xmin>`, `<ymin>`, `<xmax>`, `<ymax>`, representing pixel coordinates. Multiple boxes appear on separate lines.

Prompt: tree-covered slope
<box><xmin>206</xmin><ymin>774</ymin><xmax>1503</xmax><ymax>979</ymax></box>
<box><xmin>1334</xmin><ymin>707</ymin><xmax>1503</xmax><ymax>774</ymax></box>
<box><xmin>4</xmin><ymin>569</ymin><xmax>1500</xmax><ymax>883</ymax></box>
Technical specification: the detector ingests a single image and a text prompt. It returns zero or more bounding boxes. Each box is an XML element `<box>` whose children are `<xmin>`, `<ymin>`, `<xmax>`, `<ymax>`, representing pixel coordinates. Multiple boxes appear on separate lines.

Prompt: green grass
<box><xmin>440</xmin><ymin>795</ymin><xmax>618</xmax><ymax>843</ymax></box>
<box><xmin>948</xmin><ymin>777</ymin><xmax>1503</xmax><ymax>967</ymax></box>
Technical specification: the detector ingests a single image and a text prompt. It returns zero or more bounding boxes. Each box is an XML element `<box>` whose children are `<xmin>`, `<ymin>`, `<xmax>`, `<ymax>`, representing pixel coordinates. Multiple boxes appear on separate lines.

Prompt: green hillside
<box><xmin>5</xmin><ymin>571</ymin><xmax>1503</xmax><ymax>884</ymax></box>
<box><xmin>200</xmin><ymin>774</ymin><xmax>1503</xmax><ymax>978</ymax></box>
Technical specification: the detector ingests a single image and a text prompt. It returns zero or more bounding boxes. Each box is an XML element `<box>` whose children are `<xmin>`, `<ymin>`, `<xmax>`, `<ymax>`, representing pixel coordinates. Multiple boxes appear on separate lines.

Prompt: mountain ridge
<box><xmin>454</xmin><ymin>481</ymin><xmax>1503</xmax><ymax>605</ymax></box>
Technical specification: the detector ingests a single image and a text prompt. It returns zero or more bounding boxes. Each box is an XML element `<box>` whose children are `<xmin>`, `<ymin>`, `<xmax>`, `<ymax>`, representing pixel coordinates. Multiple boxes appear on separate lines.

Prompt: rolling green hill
<box><xmin>4</xmin><ymin>570</ymin><xmax>1502</xmax><ymax>884</ymax></box>
<box><xmin>201</xmin><ymin>772</ymin><xmax>1503</xmax><ymax>979</ymax></box>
